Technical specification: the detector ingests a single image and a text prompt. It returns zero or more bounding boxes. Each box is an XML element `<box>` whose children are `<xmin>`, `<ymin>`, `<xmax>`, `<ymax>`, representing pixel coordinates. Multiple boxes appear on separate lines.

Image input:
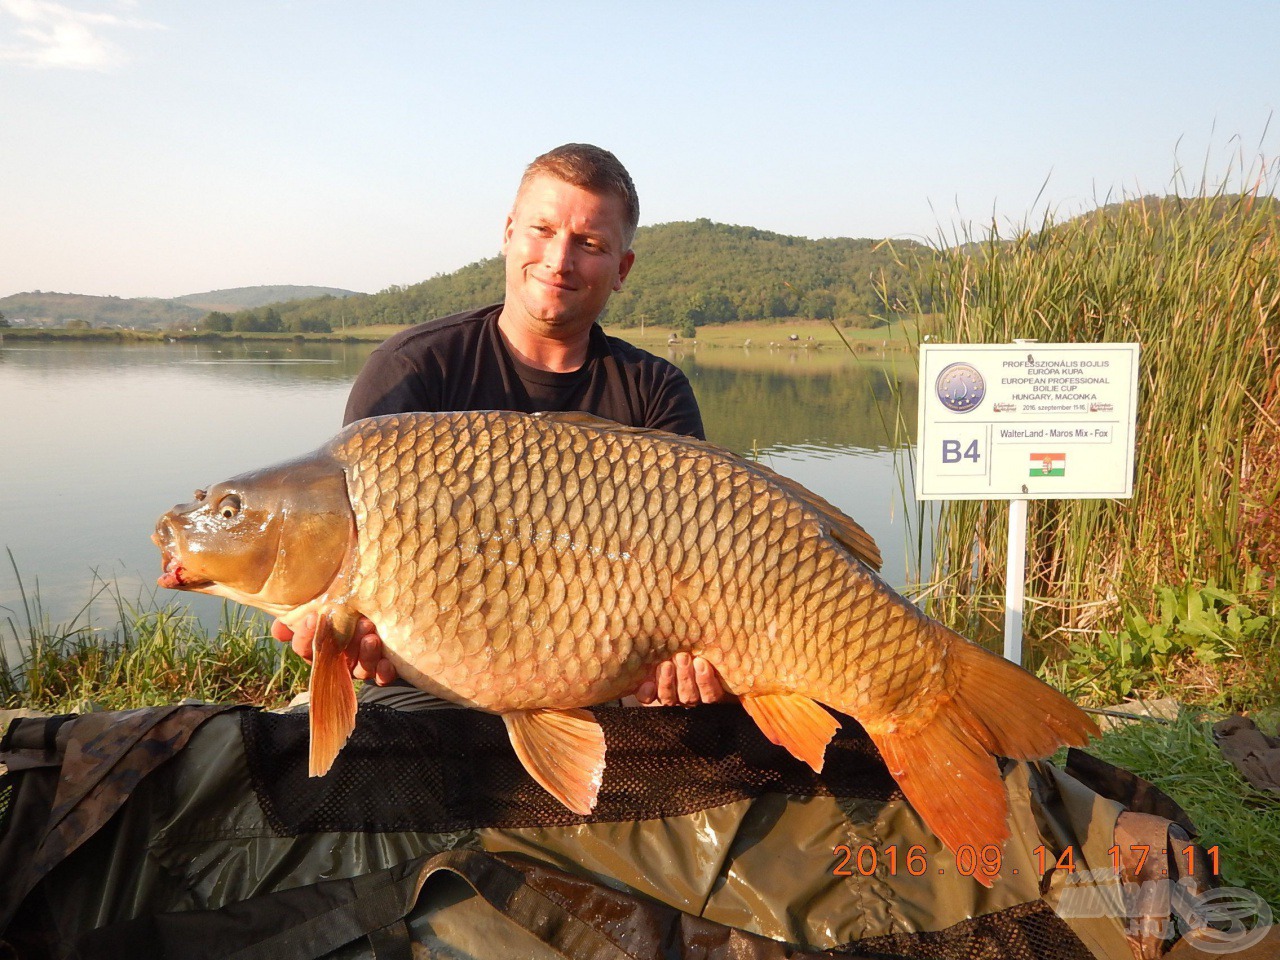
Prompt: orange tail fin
<box><xmin>863</xmin><ymin>634</ymin><xmax>1098</xmax><ymax>886</ymax></box>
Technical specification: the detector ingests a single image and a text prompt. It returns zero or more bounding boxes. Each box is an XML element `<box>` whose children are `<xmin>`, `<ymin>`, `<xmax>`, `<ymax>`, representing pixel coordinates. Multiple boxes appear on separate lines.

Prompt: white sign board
<box><xmin>916</xmin><ymin>343</ymin><xmax>1140</xmax><ymax>500</ymax></box>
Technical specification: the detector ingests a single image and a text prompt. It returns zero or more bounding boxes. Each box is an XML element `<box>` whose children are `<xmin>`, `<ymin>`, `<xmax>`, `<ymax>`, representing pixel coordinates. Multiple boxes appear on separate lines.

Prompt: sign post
<box><xmin>916</xmin><ymin>343</ymin><xmax>1140</xmax><ymax>664</ymax></box>
<box><xmin>1004</xmin><ymin>497</ymin><xmax>1028</xmax><ymax>665</ymax></box>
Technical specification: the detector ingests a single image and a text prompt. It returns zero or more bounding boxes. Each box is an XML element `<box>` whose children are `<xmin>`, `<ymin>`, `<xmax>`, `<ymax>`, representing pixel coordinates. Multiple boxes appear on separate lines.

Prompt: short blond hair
<box><xmin>517</xmin><ymin>143</ymin><xmax>640</xmax><ymax>249</ymax></box>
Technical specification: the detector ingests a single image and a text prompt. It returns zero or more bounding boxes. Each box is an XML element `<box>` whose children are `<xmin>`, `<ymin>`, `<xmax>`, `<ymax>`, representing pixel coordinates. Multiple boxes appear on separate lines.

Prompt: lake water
<box><xmin>0</xmin><ymin>338</ymin><xmax>921</xmax><ymax>645</ymax></box>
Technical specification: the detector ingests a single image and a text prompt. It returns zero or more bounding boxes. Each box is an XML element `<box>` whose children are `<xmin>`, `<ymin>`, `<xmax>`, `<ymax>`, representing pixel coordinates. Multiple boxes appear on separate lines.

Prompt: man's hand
<box><xmin>633</xmin><ymin>653</ymin><xmax>734</xmax><ymax>706</ymax></box>
<box><xmin>271</xmin><ymin>615</ymin><xmax>398</xmax><ymax>685</ymax></box>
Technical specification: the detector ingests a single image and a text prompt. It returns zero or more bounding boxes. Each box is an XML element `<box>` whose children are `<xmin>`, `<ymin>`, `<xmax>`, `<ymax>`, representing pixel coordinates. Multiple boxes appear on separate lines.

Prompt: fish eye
<box><xmin>217</xmin><ymin>494</ymin><xmax>242</xmax><ymax>520</ymax></box>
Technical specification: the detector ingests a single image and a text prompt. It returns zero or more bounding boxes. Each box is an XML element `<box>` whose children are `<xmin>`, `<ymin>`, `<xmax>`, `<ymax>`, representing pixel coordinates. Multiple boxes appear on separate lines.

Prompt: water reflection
<box><xmin>679</xmin><ymin>360</ymin><xmax>917</xmax><ymax>454</ymax></box>
<box><xmin>0</xmin><ymin>340</ymin><xmax>919</xmax><ymax>640</ymax></box>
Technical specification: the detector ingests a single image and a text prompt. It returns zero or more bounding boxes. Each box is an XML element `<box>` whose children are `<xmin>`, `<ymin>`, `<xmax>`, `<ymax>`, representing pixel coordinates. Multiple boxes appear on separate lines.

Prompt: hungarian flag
<box><xmin>1030</xmin><ymin>452</ymin><xmax>1066</xmax><ymax>477</ymax></box>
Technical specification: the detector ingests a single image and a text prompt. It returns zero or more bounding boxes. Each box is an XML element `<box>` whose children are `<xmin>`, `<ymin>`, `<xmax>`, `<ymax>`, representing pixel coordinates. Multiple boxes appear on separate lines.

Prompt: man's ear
<box><xmin>614</xmin><ymin>249</ymin><xmax>636</xmax><ymax>291</ymax></box>
<box><xmin>501</xmin><ymin>213</ymin><xmax>515</xmax><ymax>254</ymax></box>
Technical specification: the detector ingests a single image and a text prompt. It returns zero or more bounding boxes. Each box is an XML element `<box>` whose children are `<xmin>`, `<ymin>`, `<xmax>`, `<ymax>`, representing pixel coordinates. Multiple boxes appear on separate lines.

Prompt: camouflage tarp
<box><xmin>0</xmin><ymin>702</ymin><xmax>1224</xmax><ymax>959</ymax></box>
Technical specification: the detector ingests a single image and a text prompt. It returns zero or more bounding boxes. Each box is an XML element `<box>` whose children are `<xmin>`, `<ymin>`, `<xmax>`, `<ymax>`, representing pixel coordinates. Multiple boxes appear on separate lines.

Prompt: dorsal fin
<box><xmin>531</xmin><ymin>412</ymin><xmax>882</xmax><ymax>571</ymax></box>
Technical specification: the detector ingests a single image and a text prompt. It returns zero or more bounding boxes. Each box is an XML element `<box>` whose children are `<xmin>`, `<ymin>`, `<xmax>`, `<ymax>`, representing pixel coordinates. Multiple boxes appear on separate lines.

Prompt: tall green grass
<box><xmin>1086</xmin><ymin>710</ymin><xmax>1280</xmax><ymax>911</ymax></box>
<box><xmin>915</xmin><ymin>169</ymin><xmax>1280</xmax><ymax>691</ymax></box>
<box><xmin>1</xmin><ymin>560</ymin><xmax>307</xmax><ymax>714</ymax></box>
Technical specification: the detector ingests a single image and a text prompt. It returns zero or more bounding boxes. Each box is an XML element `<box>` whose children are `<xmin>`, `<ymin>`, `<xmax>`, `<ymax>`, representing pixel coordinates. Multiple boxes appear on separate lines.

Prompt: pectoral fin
<box><xmin>502</xmin><ymin>708</ymin><xmax>606</xmax><ymax>815</ymax></box>
<box><xmin>308</xmin><ymin>608</ymin><xmax>359</xmax><ymax>777</ymax></box>
<box><xmin>741</xmin><ymin>693</ymin><xmax>840</xmax><ymax>772</ymax></box>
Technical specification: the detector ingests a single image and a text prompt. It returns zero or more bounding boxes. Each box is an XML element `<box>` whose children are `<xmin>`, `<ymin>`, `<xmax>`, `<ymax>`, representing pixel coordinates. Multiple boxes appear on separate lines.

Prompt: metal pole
<box><xmin>1004</xmin><ymin>498</ymin><xmax>1027</xmax><ymax>665</ymax></box>
<box><xmin>1003</xmin><ymin>337</ymin><xmax>1038</xmax><ymax>667</ymax></box>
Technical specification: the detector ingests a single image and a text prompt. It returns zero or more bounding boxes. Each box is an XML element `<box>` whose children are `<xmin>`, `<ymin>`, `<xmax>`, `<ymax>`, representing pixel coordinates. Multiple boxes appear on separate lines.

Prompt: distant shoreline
<box><xmin>0</xmin><ymin>327</ymin><xmax>391</xmax><ymax>344</ymax></box>
<box><xmin>0</xmin><ymin>317</ymin><xmax>919</xmax><ymax>350</ymax></box>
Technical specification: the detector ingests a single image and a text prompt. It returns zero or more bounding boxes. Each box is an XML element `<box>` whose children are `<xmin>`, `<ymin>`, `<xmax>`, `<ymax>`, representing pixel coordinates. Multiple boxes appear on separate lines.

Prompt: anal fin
<box><xmin>502</xmin><ymin>708</ymin><xmax>606</xmax><ymax>815</ymax></box>
<box><xmin>308</xmin><ymin>609</ymin><xmax>359</xmax><ymax>777</ymax></box>
<box><xmin>741</xmin><ymin>693</ymin><xmax>841</xmax><ymax>772</ymax></box>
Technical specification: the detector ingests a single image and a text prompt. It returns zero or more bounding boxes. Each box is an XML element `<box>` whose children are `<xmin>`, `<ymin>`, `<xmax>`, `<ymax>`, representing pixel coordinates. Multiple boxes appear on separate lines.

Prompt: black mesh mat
<box><xmin>242</xmin><ymin>702</ymin><xmax>901</xmax><ymax>834</ymax></box>
<box><xmin>0</xmin><ymin>777</ymin><xmax>13</xmax><ymax>838</ymax></box>
<box><xmin>846</xmin><ymin>900</ymin><xmax>1095</xmax><ymax>960</ymax></box>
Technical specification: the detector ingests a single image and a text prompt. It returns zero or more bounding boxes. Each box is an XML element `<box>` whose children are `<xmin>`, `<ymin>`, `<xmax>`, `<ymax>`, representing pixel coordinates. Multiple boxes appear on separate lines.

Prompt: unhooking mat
<box><xmin>0</xmin><ymin>702</ymin><xmax>1228</xmax><ymax>959</ymax></box>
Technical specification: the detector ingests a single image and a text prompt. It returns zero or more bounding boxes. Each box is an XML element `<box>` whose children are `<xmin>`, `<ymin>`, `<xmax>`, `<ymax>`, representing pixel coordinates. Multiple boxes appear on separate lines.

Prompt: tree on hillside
<box><xmin>803</xmin><ymin>290</ymin><xmax>836</xmax><ymax>320</ymax></box>
<box><xmin>291</xmin><ymin>315</ymin><xmax>332</xmax><ymax>333</ymax></box>
<box><xmin>684</xmin><ymin>291</ymin><xmax>736</xmax><ymax>325</ymax></box>
<box><xmin>231</xmin><ymin>307</ymin><xmax>285</xmax><ymax>333</ymax></box>
<box><xmin>201</xmin><ymin>311</ymin><xmax>233</xmax><ymax>332</ymax></box>
<box><xmin>0</xmin><ymin>311</ymin><xmax>8</xmax><ymax>328</ymax></box>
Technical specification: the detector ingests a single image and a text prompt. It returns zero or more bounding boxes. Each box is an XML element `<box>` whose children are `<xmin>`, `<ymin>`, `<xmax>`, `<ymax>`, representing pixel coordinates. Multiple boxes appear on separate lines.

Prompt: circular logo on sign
<box><xmin>935</xmin><ymin>362</ymin><xmax>986</xmax><ymax>412</ymax></box>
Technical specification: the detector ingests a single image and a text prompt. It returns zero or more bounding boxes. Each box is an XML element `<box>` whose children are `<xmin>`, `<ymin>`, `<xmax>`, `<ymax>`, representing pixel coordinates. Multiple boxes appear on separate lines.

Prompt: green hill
<box><xmin>213</xmin><ymin>220</ymin><xmax>935</xmax><ymax>333</ymax></box>
<box><xmin>1070</xmin><ymin>193</ymin><xmax>1280</xmax><ymax>231</ymax></box>
<box><xmin>0</xmin><ymin>292</ymin><xmax>204</xmax><ymax>329</ymax></box>
<box><xmin>0</xmin><ymin>286</ymin><xmax>360</xmax><ymax>330</ymax></box>
<box><xmin>173</xmin><ymin>285</ymin><xmax>360</xmax><ymax>312</ymax></box>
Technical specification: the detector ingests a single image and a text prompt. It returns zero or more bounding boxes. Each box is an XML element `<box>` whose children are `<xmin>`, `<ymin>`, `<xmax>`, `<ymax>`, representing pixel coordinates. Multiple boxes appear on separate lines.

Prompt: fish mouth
<box><xmin>154</xmin><ymin>539</ymin><xmax>212</xmax><ymax>591</ymax></box>
<box><xmin>153</xmin><ymin>516</ymin><xmax>207</xmax><ymax>591</ymax></box>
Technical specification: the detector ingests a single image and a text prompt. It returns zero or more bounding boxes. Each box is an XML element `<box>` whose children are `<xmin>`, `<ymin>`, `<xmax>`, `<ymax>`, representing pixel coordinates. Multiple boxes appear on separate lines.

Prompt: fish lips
<box><xmin>152</xmin><ymin>520</ymin><xmax>213</xmax><ymax>591</ymax></box>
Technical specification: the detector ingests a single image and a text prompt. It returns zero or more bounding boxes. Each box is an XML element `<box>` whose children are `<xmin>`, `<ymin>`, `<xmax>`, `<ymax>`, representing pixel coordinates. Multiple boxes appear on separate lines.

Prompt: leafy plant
<box><xmin>1040</xmin><ymin>573</ymin><xmax>1273</xmax><ymax>705</ymax></box>
<box><xmin>2</xmin><ymin>553</ymin><xmax>308</xmax><ymax>713</ymax></box>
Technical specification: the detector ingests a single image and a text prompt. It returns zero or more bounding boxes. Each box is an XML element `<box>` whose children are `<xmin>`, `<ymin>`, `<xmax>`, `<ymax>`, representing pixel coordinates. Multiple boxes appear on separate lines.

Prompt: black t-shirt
<box><xmin>343</xmin><ymin>304</ymin><xmax>705</xmax><ymax>439</ymax></box>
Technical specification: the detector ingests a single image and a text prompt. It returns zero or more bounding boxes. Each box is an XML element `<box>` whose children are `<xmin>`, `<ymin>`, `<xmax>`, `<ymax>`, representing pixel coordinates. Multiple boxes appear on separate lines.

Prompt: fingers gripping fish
<box><xmin>153</xmin><ymin>411</ymin><xmax>1096</xmax><ymax>883</ymax></box>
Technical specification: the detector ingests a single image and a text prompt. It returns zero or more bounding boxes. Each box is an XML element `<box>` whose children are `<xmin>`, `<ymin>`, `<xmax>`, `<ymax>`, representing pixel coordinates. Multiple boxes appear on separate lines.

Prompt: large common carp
<box><xmin>153</xmin><ymin>411</ymin><xmax>1096</xmax><ymax>877</ymax></box>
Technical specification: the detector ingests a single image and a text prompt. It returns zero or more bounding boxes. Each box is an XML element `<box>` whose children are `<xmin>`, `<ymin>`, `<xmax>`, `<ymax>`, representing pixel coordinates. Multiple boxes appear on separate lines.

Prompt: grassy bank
<box><xmin>1</xmin><ymin>318</ymin><xmax>920</xmax><ymax>350</ymax></box>
<box><xmin>1</xmin><ymin>580</ymin><xmax>306</xmax><ymax>714</ymax></box>
<box><xmin>915</xmin><ymin>180</ymin><xmax>1280</xmax><ymax>711</ymax></box>
<box><xmin>616</xmin><ymin>316</ymin><xmax>916</xmax><ymax>351</ymax></box>
<box><xmin>1085</xmin><ymin>709</ymin><xmax>1280</xmax><ymax>910</ymax></box>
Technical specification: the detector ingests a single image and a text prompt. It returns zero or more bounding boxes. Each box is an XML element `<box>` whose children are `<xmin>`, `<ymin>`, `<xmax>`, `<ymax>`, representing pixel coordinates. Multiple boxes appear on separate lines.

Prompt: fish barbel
<box><xmin>153</xmin><ymin>411</ymin><xmax>1095</xmax><ymax>878</ymax></box>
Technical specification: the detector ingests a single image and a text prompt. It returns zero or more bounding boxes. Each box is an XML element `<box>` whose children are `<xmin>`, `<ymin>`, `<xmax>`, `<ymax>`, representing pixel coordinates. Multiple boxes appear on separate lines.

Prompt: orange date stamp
<box><xmin>831</xmin><ymin>843</ymin><xmax>1223</xmax><ymax>880</ymax></box>
<box><xmin>1037</xmin><ymin>843</ymin><xmax>1222</xmax><ymax>878</ymax></box>
<box><xmin>830</xmin><ymin>843</ymin><xmax>1003</xmax><ymax>880</ymax></box>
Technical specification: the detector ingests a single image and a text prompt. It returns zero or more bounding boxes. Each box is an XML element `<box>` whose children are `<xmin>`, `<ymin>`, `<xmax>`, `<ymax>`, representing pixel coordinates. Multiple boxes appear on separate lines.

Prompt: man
<box><xmin>275</xmin><ymin>143</ymin><xmax>726</xmax><ymax>706</ymax></box>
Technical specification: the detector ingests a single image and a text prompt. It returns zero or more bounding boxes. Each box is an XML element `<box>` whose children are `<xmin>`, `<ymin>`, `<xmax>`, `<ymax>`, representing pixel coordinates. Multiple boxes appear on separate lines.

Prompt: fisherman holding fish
<box><xmin>148</xmin><ymin>145</ymin><xmax>1181</xmax><ymax>935</ymax></box>
<box><xmin>157</xmin><ymin>139</ymin><xmax>1098</xmax><ymax>875</ymax></box>
<box><xmin>273</xmin><ymin>143</ymin><xmax>730</xmax><ymax>708</ymax></box>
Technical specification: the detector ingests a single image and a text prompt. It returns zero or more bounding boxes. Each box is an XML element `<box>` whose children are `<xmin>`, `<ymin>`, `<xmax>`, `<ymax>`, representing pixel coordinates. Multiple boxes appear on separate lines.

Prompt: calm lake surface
<box><xmin>0</xmin><ymin>338</ymin><xmax>920</xmax><ymax>645</ymax></box>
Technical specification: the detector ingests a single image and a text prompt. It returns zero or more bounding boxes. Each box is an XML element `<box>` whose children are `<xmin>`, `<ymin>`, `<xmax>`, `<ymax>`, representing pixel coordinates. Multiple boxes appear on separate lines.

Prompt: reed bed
<box><xmin>916</xmin><ymin>173</ymin><xmax>1280</xmax><ymax>702</ymax></box>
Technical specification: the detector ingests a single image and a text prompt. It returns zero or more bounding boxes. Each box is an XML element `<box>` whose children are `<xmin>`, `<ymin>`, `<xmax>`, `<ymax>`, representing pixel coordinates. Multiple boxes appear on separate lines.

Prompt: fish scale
<box><xmin>336</xmin><ymin>413</ymin><xmax>922</xmax><ymax>718</ymax></box>
<box><xmin>154</xmin><ymin>409</ymin><xmax>1097</xmax><ymax>879</ymax></box>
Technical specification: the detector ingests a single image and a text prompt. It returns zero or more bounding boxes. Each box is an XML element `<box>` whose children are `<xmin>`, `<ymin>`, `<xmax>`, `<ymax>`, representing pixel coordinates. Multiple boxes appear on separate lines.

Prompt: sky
<box><xmin>1</xmin><ymin>1</ymin><xmax>1277</xmax><ymax>300</ymax></box>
